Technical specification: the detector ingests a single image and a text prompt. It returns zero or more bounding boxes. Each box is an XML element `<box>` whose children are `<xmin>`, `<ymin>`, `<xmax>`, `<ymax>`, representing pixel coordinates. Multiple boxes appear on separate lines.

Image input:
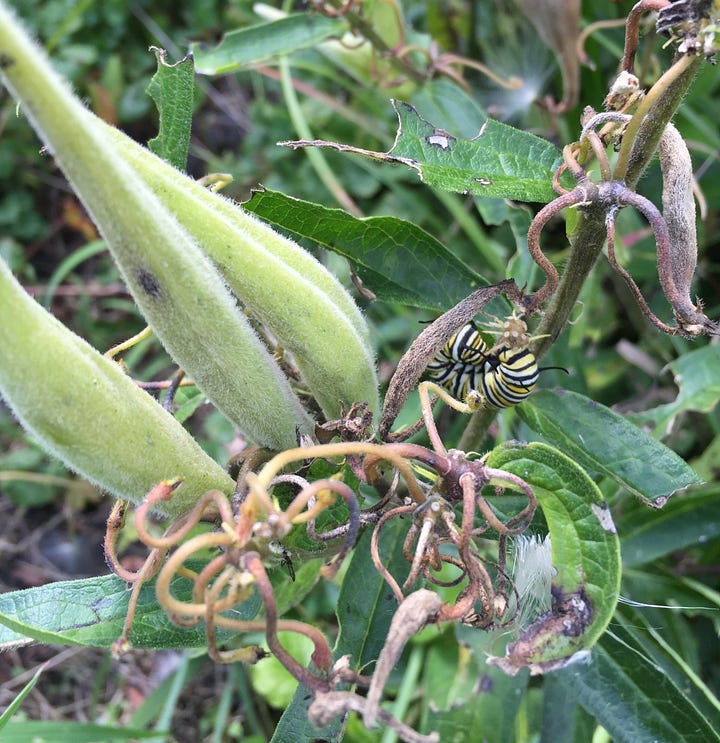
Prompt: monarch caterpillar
<box><xmin>476</xmin><ymin>346</ymin><xmax>539</xmax><ymax>409</ymax></box>
<box><xmin>426</xmin><ymin>316</ymin><xmax>545</xmax><ymax>409</ymax></box>
<box><xmin>425</xmin><ymin>321</ymin><xmax>490</xmax><ymax>400</ymax></box>
<box><xmin>656</xmin><ymin>0</ymin><xmax>714</xmax><ymax>36</ymax></box>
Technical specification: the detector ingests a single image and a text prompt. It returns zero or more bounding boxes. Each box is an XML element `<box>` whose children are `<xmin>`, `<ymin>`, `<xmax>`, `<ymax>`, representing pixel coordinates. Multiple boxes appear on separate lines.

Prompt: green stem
<box><xmin>458</xmin><ymin>406</ymin><xmax>497</xmax><ymax>452</ymax></box>
<box><xmin>614</xmin><ymin>54</ymin><xmax>702</xmax><ymax>185</ymax></box>
<box><xmin>380</xmin><ymin>644</ymin><xmax>425</xmax><ymax>743</ymax></box>
<box><xmin>279</xmin><ymin>55</ymin><xmax>361</xmax><ymax>216</ymax></box>
<box><xmin>533</xmin><ymin>209</ymin><xmax>609</xmax><ymax>358</ymax></box>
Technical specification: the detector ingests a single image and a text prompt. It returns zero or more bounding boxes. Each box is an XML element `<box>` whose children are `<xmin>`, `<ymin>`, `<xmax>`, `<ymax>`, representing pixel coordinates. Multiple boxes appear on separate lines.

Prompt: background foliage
<box><xmin>1</xmin><ymin>1</ymin><xmax>719</xmax><ymax>741</ymax></box>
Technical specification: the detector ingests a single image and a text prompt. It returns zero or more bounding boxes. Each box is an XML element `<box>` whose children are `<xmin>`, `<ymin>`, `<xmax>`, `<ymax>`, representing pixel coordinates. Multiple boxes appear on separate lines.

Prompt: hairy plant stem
<box><xmin>458</xmin><ymin>406</ymin><xmax>497</xmax><ymax>453</ymax></box>
<box><xmin>533</xmin><ymin>209</ymin><xmax>609</xmax><ymax>357</ymax></box>
<box><xmin>615</xmin><ymin>53</ymin><xmax>702</xmax><ymax>186</ymax></box>
<box><xmin>533</xmin><ymin>54</ymin><xmax>703</xmax><ymax>358</ymax></box>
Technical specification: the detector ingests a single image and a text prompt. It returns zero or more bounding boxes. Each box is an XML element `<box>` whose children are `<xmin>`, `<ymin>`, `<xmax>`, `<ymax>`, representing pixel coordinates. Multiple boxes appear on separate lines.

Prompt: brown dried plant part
<box><xmin>524</xmin><ymin>109</ymin><xmax>717</xmax><ymax>336</ymax></box>
<box><xmin>105</xmin><ymin>480</ymin><xmax>228</xmax><ymax>652</ymax></box>
<box><xmin>362</xmin><ymin>589</ymin><xmax>443</xmax><ymax>728</ymax></box>
<box><xmin>367</xmin><ymin>433</ymin><xmax>537</xmax><ymax>627</ymax></box>
<box><xmin>109</xmin><ymin>449</ymin><xmax>374</xmax><ymax>689</ymax></box>
<box><xmin>622</xmin><ymin>0</ymin><xmax>672</xmax><ymax>74</ymax></box>
<box><xmin>513</xmin><ymin>0</ymin><xmax>582</xmax><ymax>112</ymax></box>
<box><xmin>307</xmin><ymin>592</ymin><xmax>443</xmax><ymax>742</ymax></box>
<box><xmin>657</xmin><ymin>122</ymin><xmax>714</xmax><ymax>334</ymax></box>
<box><xmin>308</xmin><ymin>690</ymin><xmax>439</xmax><ymax>743</ymax></box>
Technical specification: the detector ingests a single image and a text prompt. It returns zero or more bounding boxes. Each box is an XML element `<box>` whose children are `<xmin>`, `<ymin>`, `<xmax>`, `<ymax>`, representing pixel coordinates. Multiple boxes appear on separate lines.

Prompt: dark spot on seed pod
<box><xmin>137</xmin><ymin>269</ymin><xmax>161</xmax><ymax>298</ymax></box>
<box><xmin>0</xmin><ymin>53</ymin><xmax>15</xmax><ymax>69</ymax></box>
<box><xmin>477</xmin><ymin>675</ymin><xmax>494</xmax><ymax>693</ymax></box>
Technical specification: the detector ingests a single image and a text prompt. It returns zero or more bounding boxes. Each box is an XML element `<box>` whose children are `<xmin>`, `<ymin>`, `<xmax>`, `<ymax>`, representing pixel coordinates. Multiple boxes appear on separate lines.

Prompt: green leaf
<box><xmin>244</xmin><ymin>188</ymin><xmax>488</xmax><ymax>310</ymax></box>
<box><xmin>620</xmin><ymin>482</ymin><xmax>720</xmax><ymax>567</ymax></box>
<box><xmin>271</xmin><ymin>519</ymin><xmax>411</xmax><ymax>743</ymax></box>
<box><xmin>282</xmin><ymin>100</ymin><xmax>564</xmax><ymax>202</ymax></box>
<box><xmin>0</xmin><ymin>568</ymin><xmax>260</xmax><ymax>649</ymax></box>
<box><xmin>554</xmin><ymin>612</ymin><xmax>720</xmax><ymax>743</ymax></box>
<box><xmin>335</xmin><ymin>515</ymin><xmax>411</xmax><ymax>665</ymax></box>
<box><xmin>540</xmin><ymin>673</ymin><xmax>596</xmax><ymax>743</ymax></box>
<box><xmin>191</xmin><ymin>14</ymin><xmax>350</xmax><ymax>74</ymax></box>
<box><xmin>0</xmin><ymin>722</ymin><xmax>163</xmax><ymax>742</ymax></box>
<box><xmin>411</xmin><ymin>76</ymin><xmax>488</xmax><ymax>139</ymax></box>
<box><xmin>484</xmin><ymin>441</ymin><xmax>621</xmax><ymax>675</ymax></box>
<box><xmin>146</xmin><ymin>47</ymin><xmax>194</xmax><ymax>171</ymax></box>
<box><xmin>423</xmin><ymin>628</ymin><xmax>529</xmax><ymax>742</ymax></box>
<box><xmin>0</xmin><ymin>663</ymin><xmax>43</xmax><ymax>729</ymax></box>
<box><xmin>518</xmin><ymin>389</ymin><xmax>702</xmax><ymax>506</ymax></box>
<box><xmin>629</xmin><ymin>345</ymin><xmax>720</xmax><ymax>434</ymax></box>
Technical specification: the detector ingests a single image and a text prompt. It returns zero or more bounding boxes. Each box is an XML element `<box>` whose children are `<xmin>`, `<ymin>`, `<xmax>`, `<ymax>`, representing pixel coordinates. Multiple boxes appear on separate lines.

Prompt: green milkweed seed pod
<box><xmin>0</xmin><ymin>258</ymin><xmax>234</xmax><ymax>517</ymax></box>
<box><xmin>0</xmin><ymin>2</ymin><xmax>314</xmax><ymax>450</ymax></box>
<box><xmin>100</xmin><ymin>121</ymin><xmax>379</xmax><ymax>421</ymax></box>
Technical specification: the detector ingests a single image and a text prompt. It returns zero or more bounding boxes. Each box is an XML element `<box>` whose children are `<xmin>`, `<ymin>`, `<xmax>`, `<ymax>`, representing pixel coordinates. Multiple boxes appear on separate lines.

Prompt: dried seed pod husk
<box><xmin>658</xmin><ymin>123</ymin><xmax>717</xmax><ymax>335</ymax></box>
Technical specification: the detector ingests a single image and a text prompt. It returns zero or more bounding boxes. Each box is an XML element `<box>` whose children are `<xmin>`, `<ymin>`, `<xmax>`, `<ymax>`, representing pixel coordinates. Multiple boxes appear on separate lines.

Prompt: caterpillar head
<box><xmin>488</xmin><ymin>313</ymin><xmax>531</xmax><ymax>352</ymax></box>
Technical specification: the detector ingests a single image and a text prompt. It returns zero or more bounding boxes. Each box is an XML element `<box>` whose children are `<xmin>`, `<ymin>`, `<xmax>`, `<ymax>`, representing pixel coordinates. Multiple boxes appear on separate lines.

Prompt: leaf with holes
<box><xmin>281</xmin><ymin>100</ymin><xmax>564</xmax><ymax>202</ymax></box>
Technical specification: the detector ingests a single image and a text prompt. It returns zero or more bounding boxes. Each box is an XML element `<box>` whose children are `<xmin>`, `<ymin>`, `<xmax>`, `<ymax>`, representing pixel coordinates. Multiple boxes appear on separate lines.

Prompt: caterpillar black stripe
<box><xmin>479</xmin><ymin>347</ymin><xmax>539</xmax><ymax>409</ymax></box>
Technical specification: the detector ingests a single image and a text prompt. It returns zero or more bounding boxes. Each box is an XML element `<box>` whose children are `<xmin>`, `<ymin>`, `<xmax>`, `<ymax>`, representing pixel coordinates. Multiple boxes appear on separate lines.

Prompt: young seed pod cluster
<box><xmin>0</xmin><ymin>2</ymin><xmax>379</xmax><ymax>501</ymax></box>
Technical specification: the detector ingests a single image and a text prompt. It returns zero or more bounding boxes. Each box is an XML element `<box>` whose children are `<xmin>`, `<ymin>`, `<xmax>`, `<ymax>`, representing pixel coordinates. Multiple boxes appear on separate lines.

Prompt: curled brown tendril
<box><xmin>520</xmin><ymin>102</ymin><xmax>717</xmax><ymax>337</ymax></box>
<box><xmin>105</xmin><ymin>366</ymin><xmax>541</xmax><ymax>743</ymax></box>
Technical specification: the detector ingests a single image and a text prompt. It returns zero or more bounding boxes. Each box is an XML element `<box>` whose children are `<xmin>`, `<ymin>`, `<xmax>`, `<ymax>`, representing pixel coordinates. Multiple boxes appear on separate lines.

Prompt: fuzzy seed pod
<box><xmin>658</xmin><ymin>123</ymin><xmax>698</xmax><ymax>313</ymax></box>
<box><xmin>0</xmin><ymin>2</ymin><xmax>315</xmax><ymax>450</ymax></box>
<box><xmin>0</xmin><ymin>258</ymin><xmax>234</xmax><ymax>516</ymax></box>
<box><xmin>100</xmin><ymin>121</ymin><xmax>379</xmax><ymax>421</ymax></box>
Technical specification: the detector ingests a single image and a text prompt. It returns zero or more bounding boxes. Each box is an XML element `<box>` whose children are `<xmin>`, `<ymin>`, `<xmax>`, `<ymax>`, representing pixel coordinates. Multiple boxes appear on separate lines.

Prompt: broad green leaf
<box><xmin>191</xmin><ymin>14</ymin><xmax>349</xmax><ymax>74</ymax></box>
<box><xmin>620</xmin><ymin>482</ymin><xmax>720</xmax><ymax>567</ymax></box>
<box><xmin>0</xmin><ymin>722</ymin><xmax>162</xmax><ymax>742</ymax></box>
<box><xmin>271</xmin><ymin>519</ymin><xmax>411</xmax><ymax>743</ymax></box>
<box><xmin>518</xmin><ymin>389</ymin><xmax>702</xmax><ymax>506</ymax></box>
<box><xmin>621</xmin><ymin>570</ymin><xmax>720</xmax><ymax>634</ymax></box>
<box><xmin>554</xmin><ymin>611</ymin><xmax>720</xmax><ymax>743</ymax></box>
<box><xmin>146</xmin><ymin>48</ymin><xmax>194</xmax><ymax>171</ymax></box>
<box><xmin>335</xmin><ymin>514</ymin><xmax>411</xmax><ymax>665</ymax></box>
<box><xmin>411</xmin><ymin>76</ymin><xmax>488</xmax><ymax>139</ymax></box>
<box><xmin>629</xmin><ymin>345</ymin><xmax>720</xmax><ymax>434</ymax></box>
<box><xmin>422</xmin><ymin>628</ymin><xmax>528</xmax><ymax>742</ymax></box>
<box><xmin>0</xmin><ymin>568</ymin><xmax>260</xmax><ymax>649</ymax></box>
<box><xmin>244</xmin><ymin>188</ymin><xmax>487</xmax><ymax>310</ymax></box>
<box><xmin>485</xmin><ymin>442</ymin><xmax>621</xmax><ymax>675</ymax></box>
<box><xmin>540</xmin><ymin>673</ymin><xmax>597</xmax><ymax>743</ymax></box>
<box><xmin>282</xmin><ymin>100</ymin><xmax>564</xmax><ymax>202</ymax></box>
